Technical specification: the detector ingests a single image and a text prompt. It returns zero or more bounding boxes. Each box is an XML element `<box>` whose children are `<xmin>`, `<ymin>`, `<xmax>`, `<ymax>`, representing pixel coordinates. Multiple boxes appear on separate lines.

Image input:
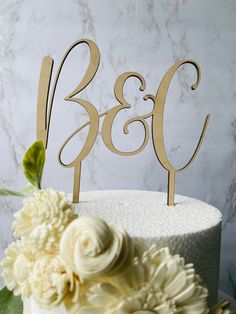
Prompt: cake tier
<box><xmin>23</xmin><ymin>190</ymin><xmax>222</xmax><ymax>313</ymax></box>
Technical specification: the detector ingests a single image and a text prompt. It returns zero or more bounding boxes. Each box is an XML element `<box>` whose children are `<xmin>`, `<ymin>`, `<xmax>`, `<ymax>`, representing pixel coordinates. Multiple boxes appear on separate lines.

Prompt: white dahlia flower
<box><xmin>31</xmin><ymin>254</ymin><xmax>80</xmax><ymax>310</ymax></box>
<box><xmin>78</xmin><ymin>245</ymin><xmax>208</xmax><ymax>314</ymax></box>
<box><xmin>0</xmin><ymin>241</ymin><xmax>36</xmax><ymax>297</ymax></box>
<box><xmin>60</xmin><ymin>216</ymin><xmax>134</xmax><ymax>279</ymax></box>
<box><xmin>13</xmin><ymin>188</ymin><xmax>77</xmax><ymax>254</ymax></box>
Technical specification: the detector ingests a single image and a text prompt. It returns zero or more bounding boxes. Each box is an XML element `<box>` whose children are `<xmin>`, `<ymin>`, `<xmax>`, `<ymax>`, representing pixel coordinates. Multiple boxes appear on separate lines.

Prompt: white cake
<box><xmin>23</xmin><ymin>190</ymin><xmax>222</xmax><ymax>313</ymax></box>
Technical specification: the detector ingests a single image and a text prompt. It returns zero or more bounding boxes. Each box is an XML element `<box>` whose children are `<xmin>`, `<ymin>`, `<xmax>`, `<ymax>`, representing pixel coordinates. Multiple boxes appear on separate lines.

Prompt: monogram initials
<box><xmin>37</xmin><ymin>39</ymin><xmax>210</xmax><ymax>206</ymax></box>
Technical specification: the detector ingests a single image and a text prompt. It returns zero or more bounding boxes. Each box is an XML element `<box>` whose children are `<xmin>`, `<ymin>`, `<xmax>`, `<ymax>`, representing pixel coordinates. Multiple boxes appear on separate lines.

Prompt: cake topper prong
<box><xmin>36</xmin><ymin>39</ymin><xmax>210</xmax><ymax>206</ymax></box>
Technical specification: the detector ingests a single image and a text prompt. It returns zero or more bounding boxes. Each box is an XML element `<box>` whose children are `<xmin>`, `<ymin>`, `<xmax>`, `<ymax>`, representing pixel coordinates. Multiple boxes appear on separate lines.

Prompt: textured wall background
<box><xmin>0</xmin><ymin>0</ymin><xmax>236</xmax><ymax>298</ymax></box>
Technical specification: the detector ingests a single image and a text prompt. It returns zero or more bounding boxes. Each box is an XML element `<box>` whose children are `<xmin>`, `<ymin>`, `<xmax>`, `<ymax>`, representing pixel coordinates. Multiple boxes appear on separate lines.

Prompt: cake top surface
<box><xmin>77</xmin><ymin>190</ymin><xmax>222</xmax><ymax>238</ymax></box>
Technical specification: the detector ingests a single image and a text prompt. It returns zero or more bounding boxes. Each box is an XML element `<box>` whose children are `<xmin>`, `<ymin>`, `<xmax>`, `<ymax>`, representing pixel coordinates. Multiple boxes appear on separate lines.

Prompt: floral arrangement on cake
<box><xmin>0</xmin><ymin>141</ymin><xmax>232</xmax><ymax>314</ymax></box>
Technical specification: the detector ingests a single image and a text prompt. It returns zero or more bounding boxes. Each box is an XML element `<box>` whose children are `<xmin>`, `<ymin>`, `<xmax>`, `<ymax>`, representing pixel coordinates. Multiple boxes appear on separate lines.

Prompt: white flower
<box><xmin>0</xmin><ymin>241</ymin><xmax>35</xmax><ymax>297</ymax></box>
<box><xmin>210</xmin><ymin>301</ymin><xmax>232</xmax><ymax>314</ymax></box>
<box><xmin>60</xmin><ymin>216</ymin><xmax>134</xmax><ymax>279</ymax></box>
<box><xmin>78</xmin><ymin>246</ymin><xmax>209</xmax><ymax>314</ymax></box>
<box><xmin>13</xmin><ymin>188</ymin><xmax>77</xmax><ymax>254</ymax></box>
<box><xmin>31</xmin><ymin>254</ymin><xmax>80</xmax><ymax>310</ymax></box>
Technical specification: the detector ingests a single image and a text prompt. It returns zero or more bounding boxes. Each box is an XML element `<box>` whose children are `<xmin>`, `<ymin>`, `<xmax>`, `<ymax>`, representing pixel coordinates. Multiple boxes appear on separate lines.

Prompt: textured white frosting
<box><xmin>23</xmin><ymin>190</ymin><xmax>222</xmax><ymax>313</ymax></box>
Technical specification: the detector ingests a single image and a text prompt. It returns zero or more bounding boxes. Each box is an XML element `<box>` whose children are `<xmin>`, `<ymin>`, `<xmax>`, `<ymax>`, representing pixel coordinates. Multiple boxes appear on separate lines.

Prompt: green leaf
<box><xmin>0</xmin><ymin>189</ymin><xmax>25</xmax><ymax>197</ymax></box>
<box><xmin>0</xmin><ymin>287</ymin><xmax>23</xmax><ymax>314</ymax></box>
<box><xmin>22</xmin><ymin>140</ymin><xmax>45</xmax><ymax>189</ymax></box>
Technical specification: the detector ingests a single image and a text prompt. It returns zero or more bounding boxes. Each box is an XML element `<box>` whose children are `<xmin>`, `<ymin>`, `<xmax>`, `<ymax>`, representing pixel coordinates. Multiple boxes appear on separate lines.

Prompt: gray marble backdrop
<box><xmin>0</xmin><ymin>0</ymin><xmax>236</xmax><ymax>298</ymax></box>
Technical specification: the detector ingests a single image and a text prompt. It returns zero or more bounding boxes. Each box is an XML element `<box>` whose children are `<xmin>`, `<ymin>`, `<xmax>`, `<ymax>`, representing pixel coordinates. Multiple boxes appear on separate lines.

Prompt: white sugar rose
<box><xmin>0</xmin><ymin>241</ymin><xmax>35</xmax><ymax>297</ymax></box>
<box><xmin>13</xmin><ymin>188</ymin><xmax>77</xmax><ymax>254</ymax></box>
<box><xmin>60</xmin><ymin>216</ymin><xmax>134</xmax><ymax>279</ymax></box>
<box><xmin>31</xmin><ymin>255</ymin><xmax>80</xmax><ymax>310</ymax></box>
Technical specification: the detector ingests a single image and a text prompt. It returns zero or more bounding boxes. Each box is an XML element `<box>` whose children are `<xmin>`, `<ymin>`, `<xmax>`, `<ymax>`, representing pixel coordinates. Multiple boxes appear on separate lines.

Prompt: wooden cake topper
<box><xmin>36</xmin><ymin>39</ymin><xmax>210</xmax><ymax>206</ymax></box>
